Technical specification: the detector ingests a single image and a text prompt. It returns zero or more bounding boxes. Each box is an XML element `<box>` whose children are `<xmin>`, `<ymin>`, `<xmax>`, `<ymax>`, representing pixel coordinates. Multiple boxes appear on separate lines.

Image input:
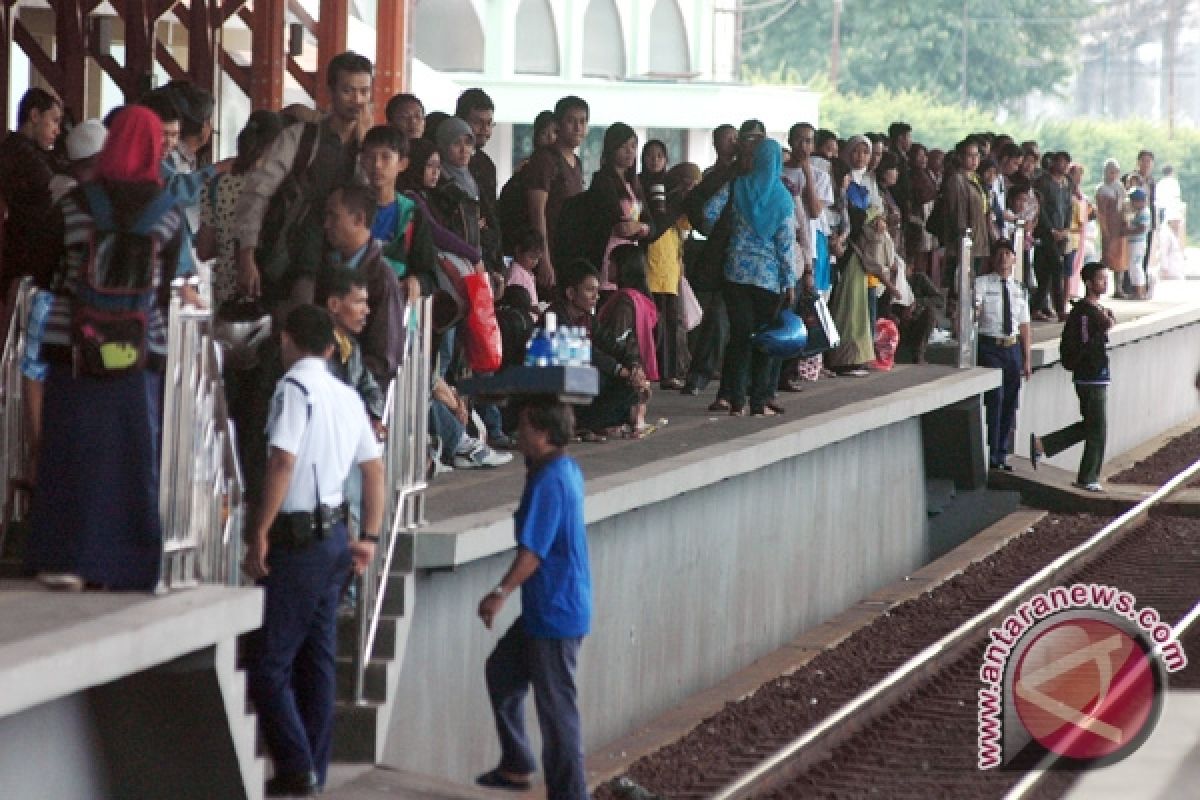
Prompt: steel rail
<box><xmin>713</xmin><ymin>453</ymin><xmax>1200</xmax><ymax>800</ymax></box>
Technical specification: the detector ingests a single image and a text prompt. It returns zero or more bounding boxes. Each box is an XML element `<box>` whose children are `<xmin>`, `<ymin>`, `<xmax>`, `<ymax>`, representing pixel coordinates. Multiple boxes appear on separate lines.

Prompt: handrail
<box><xmin>0</xmin><ymin>277</ymin><xmax>35</xmax><ymax>555</ymax></box>
<box><xmin>956</xmin><ymin>229</ymin><xmax>976</xmax><ymax>368</ymax></box>
<box><xmin>352</xmin><ymin>296</ymin><xmax>432</xmax><ymax>705</ymax></box>
<box><xmin>158</xmin><ymin>279</ymin><xmax>247</xmax><ymax>591</ymax></box>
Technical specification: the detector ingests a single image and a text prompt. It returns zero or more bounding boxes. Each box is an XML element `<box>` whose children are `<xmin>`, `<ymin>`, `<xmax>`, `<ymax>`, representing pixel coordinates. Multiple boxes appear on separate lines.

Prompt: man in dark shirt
<box><xmin>1032</xmin><ymin>151</ymin><xmax>1072</xmax><ymax>320</ymax></box>
<box><xmin>457</xmin><ymin>88</ymin><xmax>502</xmax><ymax>273</ymax></box>
<box><xmin>1031</xmin><ymin>262</ymin><xmax>1115</xmax><ymax>493</ymax></box>
<box><xmin>525</xmin><ymin>95</ymin><xmax>588</xmax><ymax>291</ymax></box>
<box><xmin>0</xmin><ymin>88</ymin><xmax>63</xmax><ymax>300</ymax></box>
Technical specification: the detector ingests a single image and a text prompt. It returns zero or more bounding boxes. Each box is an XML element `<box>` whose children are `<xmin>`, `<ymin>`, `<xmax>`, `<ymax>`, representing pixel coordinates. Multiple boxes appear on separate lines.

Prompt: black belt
<box><xmin>979</xmin><ymin>334</ymin><xmax>1019</xmax><ymax>347</ymax></box>
<box><xmin>268</xmin><ymin>503</ymin><xmax>348</xmax><ymax>550</ymax></box>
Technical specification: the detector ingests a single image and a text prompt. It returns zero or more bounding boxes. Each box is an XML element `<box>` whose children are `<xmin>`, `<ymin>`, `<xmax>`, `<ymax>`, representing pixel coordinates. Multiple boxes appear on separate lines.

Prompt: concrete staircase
<box><xmin>330</xmin><ymin>545</ymin><xmax>417</xmax><ymax>764</ymax></box>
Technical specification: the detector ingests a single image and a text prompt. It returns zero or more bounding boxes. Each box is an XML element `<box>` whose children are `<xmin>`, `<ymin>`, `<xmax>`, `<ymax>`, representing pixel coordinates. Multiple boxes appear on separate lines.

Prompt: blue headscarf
<box><xmin>733</xmin><ymin>138</ymin><xmax>793</xmax><ymax>240</ymax></box>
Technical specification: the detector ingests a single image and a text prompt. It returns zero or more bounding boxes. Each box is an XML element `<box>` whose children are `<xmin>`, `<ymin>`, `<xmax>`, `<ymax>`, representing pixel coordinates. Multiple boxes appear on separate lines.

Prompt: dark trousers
<box><xmin>720</xmin><ymin>281</ymin><xmax>781</xmax><ymax>410</ymax></box>
<box><xmin>653</xmin><ymin>292</ymin><xmax>690</xmax><ymax>383</ymax></box>
<box><xmin>685</xmin><ymin>288</ymin><xmax>728</xmax><ymax>390</ymax></box>
<box><xmin>1042</xmin><ymin>383</ymin><xmax>1108</xmax><ymax>485</ymax></box>
<box><xmin>485</xmin><ymin>620</ymin><xmax>586</xmax><ymax>800</ymax></box>
<box><xmin>1033</xmin><ymin>244</ymin><xmax>1066</xmax><ymax>316</ymax></box>
<box><xmin>247</xmin><ymin>522</ymin><xmax>352</xmax><ymax>786</ymax></box>
<box><xmin>978</xmin><ymin>340</ymin><xmax>1023</xmax><ymax>466</ymax></box>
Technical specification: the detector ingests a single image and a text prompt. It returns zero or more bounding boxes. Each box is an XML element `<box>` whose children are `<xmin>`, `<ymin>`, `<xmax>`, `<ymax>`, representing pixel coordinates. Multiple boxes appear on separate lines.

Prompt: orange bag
<box><xmin>463</xmin><ymin>272</ymin><xmax>502</xmax><ymax>373</ymax></box>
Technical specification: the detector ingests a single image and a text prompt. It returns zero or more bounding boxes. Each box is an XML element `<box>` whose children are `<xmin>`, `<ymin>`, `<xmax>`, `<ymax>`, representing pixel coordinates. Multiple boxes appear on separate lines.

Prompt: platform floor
<box><xmin>428</xmin><ymin>362</ymin><xmax>963</xmax><ymax>525</ymax></box>
<box><xmin>1061</xmin><ymin>690</ymin><xmax>1200</xmax><ymax>800</ymax></box>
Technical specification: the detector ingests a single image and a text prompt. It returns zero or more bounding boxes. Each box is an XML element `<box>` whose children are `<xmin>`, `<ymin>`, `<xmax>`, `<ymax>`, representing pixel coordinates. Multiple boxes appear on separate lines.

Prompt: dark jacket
<box><xmin>1066</xmin><ymin>300</ymin><xmax>1111</xmax><ymax>383</ymax></box>
<box><xmin>0</xmin><ymin>131</ymin><xmax>59</xmax><ymax>293</ymax></box>
<box><xmin>543</xmin><ymin>301</ymin><xmax>623</xmax><ymax>378</ymax></box>
<box><xmin>329</xmin><ymin>334</ymin><xmax>385</xmax><ymax>419</ymax></box>
<box><xmin>325</xmin><ymin>239</ymin><xmax>408</xmax><ymax>387</ymax></box>
<box><xmin>684</xmin><ymin>164</ymin><xmax>737</xmax><ymax>290</ymax></box>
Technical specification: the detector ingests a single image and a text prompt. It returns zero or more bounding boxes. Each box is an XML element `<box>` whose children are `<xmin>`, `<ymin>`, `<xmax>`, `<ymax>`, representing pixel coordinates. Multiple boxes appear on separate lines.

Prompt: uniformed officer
<box><xmin>975</xmin><ymin>240</ymin><xmax>1032</xmax><ymax>471</ymax></box>
<box><xmin>244</xmin><ymin>304</ymin><xmax>385</xmax><ymax>797</ymax></box>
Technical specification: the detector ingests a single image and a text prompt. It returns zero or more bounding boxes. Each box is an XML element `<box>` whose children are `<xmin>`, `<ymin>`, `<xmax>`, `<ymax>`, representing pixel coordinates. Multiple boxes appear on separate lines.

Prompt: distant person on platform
<box><xmin>234</xmin><ymin>51</ymin><xmax>373</xmax><ymax>309</ymax></box>
<box><xmin>457</xmin><ymin>88</ymin><xmax>502</xmax><ymax>272</ymax></box>
<box><xmin>244</xmin><ymin>304</ymin><xmax>383</xmax><ymax>797</ymax></box>
<box><xmin>526</xmin><ymin>96</ymin><xmax>590</xmax><ymax>292</ymax></box>
<box><xmin>0</xmin><ymin>88</ymin><xmax>63</xmax><ymax>302</ymax></box>
<box><xmin>476</xmin><ymin>396</ymin><xmax>591</xmax><ymax>799</ymax></box>
<box><xmin>975</xmin><ymin>241</ymin><xmax>1031</xmax><ymax>472</ymax></box>
<box><xmin>1031</xmin><ymin>262</ymin><xmax>1115</xmax><ymax>493</ymax></box>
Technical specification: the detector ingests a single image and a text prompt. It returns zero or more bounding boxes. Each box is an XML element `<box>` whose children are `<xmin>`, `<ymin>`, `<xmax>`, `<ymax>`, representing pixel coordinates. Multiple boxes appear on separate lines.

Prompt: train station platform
<box><xmin>1061</xmin><ymin>690</ymin><xmax>1200</xmax><ymax>799</ymax></box>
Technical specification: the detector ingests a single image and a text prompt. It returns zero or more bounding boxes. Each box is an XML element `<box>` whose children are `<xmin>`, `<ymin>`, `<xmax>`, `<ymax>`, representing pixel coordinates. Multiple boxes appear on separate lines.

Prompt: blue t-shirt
<box><xmin>372</xmin><ymin>200</ymin><xmax>399</xmax><ymax>243</ymax></box>
<box><xmin>515</xmin><ymin>455</ymin><xmax>591</xmax><ymax>639</ymax></box>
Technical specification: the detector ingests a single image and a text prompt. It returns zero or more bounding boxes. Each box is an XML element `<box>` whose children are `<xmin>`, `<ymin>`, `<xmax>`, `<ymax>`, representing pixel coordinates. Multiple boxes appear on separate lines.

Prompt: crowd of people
<box><xmin>0</xmin><ymin>47</ymin><xmax>1183</xmax><ymax>797</ymax></box>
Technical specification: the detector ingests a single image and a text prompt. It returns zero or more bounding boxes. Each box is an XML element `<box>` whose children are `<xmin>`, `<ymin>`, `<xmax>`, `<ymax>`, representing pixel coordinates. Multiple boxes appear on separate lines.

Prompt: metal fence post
<box><xmin>956</xmin><ymin>230</ymin><xmax>976</xmax><ymax>368</ymax></box>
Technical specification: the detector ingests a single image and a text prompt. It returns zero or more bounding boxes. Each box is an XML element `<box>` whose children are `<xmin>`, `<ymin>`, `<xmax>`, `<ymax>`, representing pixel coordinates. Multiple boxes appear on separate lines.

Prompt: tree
<box><xmin>741</xmin><ymin>0</ymin><xmax>1096</xmax><ymax>110</ymax></box>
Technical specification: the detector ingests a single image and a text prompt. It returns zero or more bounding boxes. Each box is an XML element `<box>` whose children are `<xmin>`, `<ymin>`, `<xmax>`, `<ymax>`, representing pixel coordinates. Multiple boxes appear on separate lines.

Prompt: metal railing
<box><xmin>159</xmin><ymin>278</ymin><xmax>247</xmax><ymax>590</ymax></box>
<box><xmin>351</xmin><ymin>296</ymin><xmax>432</xmax><ymax>705</ymax></box>
<box><xmin>955</xmin><ymin>229</ymin><xmax>976</xmax><ymax>368</ymax></box>
<box><xmin>0</xmin><ymin>277</ymin><xmax>35</xmax><ymax>555</ymax></box>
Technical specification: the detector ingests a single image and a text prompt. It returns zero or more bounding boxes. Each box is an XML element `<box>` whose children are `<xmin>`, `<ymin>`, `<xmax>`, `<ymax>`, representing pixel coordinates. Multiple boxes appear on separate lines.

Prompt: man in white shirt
<box><xmin>974</xmin><ymin>241</ymin><xmax>1032</xmax><ymax>471</ymax></box>
<box><xmin>244</xmin><ymin>304</ymin><xmax>384</xmax><ymax>796</ymax></box>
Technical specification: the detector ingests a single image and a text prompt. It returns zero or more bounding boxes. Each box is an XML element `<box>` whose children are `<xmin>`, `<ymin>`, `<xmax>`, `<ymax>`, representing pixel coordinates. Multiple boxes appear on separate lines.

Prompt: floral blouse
<box><xmin>702</xmin><ymin>182</ymin><xmax>797</xmax><ymax>294</ymax></box>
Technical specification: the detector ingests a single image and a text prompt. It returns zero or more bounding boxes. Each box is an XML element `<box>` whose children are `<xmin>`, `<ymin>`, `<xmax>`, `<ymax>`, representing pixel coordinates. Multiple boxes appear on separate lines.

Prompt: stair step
<box><xmin>925</xmin><ymin>478</ymin><xmax>958</xmax><ymax>517</ymax></box>
<box><xmin>334</xmin><ymin>657</ymin><xmax>389</xmax><ymax>704</ymax></box>
<box><xmin>332</xmin><ymin>701</ymin><xmax>381</xmax><ymax>762</ymax></box>
<box><xmin>336</xmin><ymin>613</ymin><xmax>399</xmax><ymax>660</ymax></box>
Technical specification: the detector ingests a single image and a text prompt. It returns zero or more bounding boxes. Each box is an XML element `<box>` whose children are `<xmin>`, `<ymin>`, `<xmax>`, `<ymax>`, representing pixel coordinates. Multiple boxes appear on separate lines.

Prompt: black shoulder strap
<box><xmin>284</xmin><ymin>376</ymin><xmax>313</xmax><ymax>420</ymax></box>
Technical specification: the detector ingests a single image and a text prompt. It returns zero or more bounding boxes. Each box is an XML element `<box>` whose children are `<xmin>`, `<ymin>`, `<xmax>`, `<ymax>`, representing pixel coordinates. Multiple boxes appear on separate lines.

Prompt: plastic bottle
<box><xmin>525</xmin><ymin>312</ymin><xmax>557</xmax><ymax>367</ymax></box>
<box><xmin>579</xmin><ymin>328</ymin><xmax>592</xmax><ymax>366</ymax></box>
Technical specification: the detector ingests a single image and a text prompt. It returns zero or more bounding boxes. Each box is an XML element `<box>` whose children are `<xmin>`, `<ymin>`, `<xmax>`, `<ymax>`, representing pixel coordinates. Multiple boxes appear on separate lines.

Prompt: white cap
<box><xmin>66</xmin><ymin>119</ymin><xmax>107</xmax><ymax>162</ymax></box>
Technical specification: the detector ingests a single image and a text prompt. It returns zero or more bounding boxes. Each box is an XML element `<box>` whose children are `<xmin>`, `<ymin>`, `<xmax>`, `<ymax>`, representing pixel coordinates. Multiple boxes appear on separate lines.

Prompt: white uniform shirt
<box><xmin>974</xmin><ymin>273</ymin><xmax>1030</xmax><ymax>338</ymax></box>
<box><xmin>267</xmin><ymin>356</ymin><xmax>381</xmax><ymax>512</ymax></box>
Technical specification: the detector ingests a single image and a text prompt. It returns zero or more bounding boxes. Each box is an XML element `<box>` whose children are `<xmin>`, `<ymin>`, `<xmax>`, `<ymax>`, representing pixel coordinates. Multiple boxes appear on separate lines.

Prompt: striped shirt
<box><xmin>42</xmin><ymin>187</ymin><xmax>185</xmax><ymax>357</ymax></box>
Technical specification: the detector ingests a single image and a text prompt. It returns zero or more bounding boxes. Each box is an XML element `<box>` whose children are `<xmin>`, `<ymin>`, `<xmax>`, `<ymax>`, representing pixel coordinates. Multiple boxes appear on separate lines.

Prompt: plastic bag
<box><xmin>463</xmin><ymin>271</ymin><xmax>503</xmax><ymax>373</ymax></box>
<box><xmin>679</xmin><ymin>276</ymin><xmax>703</xmax><ymax>331</ymax></box>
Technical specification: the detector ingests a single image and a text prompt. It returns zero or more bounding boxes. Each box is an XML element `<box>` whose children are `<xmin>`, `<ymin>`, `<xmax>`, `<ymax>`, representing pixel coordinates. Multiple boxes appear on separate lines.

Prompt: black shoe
<box><xmin>476</xmin><ymin>768</ymin><xmax>533</xmax><ymax>791</ymax></box>
<box><xmin>266</xmin><ymin>771</ymin><xmax>318</xmax><ymax>797</ymax></box>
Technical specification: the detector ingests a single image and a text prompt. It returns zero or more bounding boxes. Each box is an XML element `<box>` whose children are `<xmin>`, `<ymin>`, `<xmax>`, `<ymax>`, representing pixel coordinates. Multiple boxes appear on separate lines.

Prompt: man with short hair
<box><xmin>975</xmin><ymin>242</ymin><xmax>1032</xmax><ymax>471</ymax></box>
<box><xmin>525</xmin><ymin>96</ymin><xmax>588</xmax><ymax>290</ymax></box>
<box><xmin>245</xmin><ymin>304</ymin><xmax>384</xmax><ymax>797</ymax></box>
<box><xmin>457</xmin><ymin>88</ymin><xmax>502</xmax><ymax>272</ymax></box>
<box><xmin>0</xmin><ymin>88</ymin><xmax>63</xmax><ymax>297</ymax></box>
<box><xmin>385</xmin><ymin>92</ymin><xmax>424</xmax><ymax>140</ymax></box>
<box><xmin>705</xmin><ymin>123</ymin><xmax>737</xmax><ymax>177</ymax></box>
<box><xmin>235</xmin><ymin>52</ymin><xmax>374</xmax><ymax>308</ymax></box>
<box><xmin>317</xmin><ymin>267</ymin><xmax>385</xmax><ymax>428</ymax></box>
<box><xmin>1031</xmin><ymin>262</ymin><xmax>1115</xmax><ymax>492</ymax></box>
<box><xmin>1033</xmin><ymin>151</ymin><xmax>1072</xmax><ymax>320</ymax></box>
<box><xmin>322</xmin><ymin>183</ymin><xmax>407</xmax><ymax>388</ymax></box>
<box><xmin>476</xmin><ymin>396</ymin><xmax>590</xmax><ymax>799</ymax></box>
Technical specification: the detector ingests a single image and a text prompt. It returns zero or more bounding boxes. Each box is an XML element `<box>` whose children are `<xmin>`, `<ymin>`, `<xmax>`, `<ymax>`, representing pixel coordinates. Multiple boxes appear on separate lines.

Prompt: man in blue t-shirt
<box><xmin>476</xmin><ymin>396</ymin><xmax>591</xmax><ymax>799</ymax></box>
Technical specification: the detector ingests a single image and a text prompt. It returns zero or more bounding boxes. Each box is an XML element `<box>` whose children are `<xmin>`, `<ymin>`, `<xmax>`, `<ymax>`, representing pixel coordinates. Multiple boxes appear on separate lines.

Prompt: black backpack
<box><xmin>71</xmin><ymin>184</ymin><xmax>176</xmax><ymax>376</ymax></box>
<box><xmin>1059</xmin><ymin>309</ymin><xmax>1084</xmax><ymax>371</ymax></box>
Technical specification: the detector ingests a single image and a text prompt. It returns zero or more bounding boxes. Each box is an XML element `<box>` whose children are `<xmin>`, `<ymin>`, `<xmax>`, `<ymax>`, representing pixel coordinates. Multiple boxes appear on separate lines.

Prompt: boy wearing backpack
<box><xmin>1031</xmin><ymin>262</ymin><xmax>1116</xmax><ymax>492</ymax></box>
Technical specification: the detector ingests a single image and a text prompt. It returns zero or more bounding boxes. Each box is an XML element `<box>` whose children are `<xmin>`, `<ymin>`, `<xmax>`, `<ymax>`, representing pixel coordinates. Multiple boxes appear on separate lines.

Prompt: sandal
<box><xmin>708</xmin><ymin>398</ymin><xmax>731</xmax><ymax>412</ymax></box>
<box><xmin>728</xmin><ymin>404</ymin><xmax>746</xmax><ymax>417</ymax></box>
<box><xmin>750</xmin><ymin>406</ymin><xmax>779</xmax><ymax>417</ymax></box>
<box><xmin>618</xmin><ymin>424</ymin><xmax>657</xmax><ymax>439</ymax></box>
<box><xmin>576</xmin><ymin>430</ymin><xmax>608</xmax><ymax>443</ymax></box>
<box><xmin>661</xmin><ymin>378</ymin><xmax>684</xmax><ymax>390</ymax></box>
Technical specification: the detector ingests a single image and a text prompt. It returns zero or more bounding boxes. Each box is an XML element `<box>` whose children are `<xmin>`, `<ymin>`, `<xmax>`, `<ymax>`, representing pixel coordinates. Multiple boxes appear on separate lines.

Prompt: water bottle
<box><xmin>579</xmin><ymin>328</ymin><xmax>592</xmax><ymax>366</ymax></box>
<box><xmin>565</xmin><ymin>327</ymin><xmax>581</xmax><ymax>366</ymax></box>
<box><xmin>525</xmin><ymin>312</ymin><xmax>557</xmax><ymax>367</ymax></box>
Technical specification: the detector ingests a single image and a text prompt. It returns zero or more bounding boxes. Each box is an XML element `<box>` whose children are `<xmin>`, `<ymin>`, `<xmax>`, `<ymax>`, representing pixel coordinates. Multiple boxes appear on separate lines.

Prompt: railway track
<box><xmin>700</xmin><ymin>459</ymin><xmax>1200</xmax><ymax>799</ymax></box>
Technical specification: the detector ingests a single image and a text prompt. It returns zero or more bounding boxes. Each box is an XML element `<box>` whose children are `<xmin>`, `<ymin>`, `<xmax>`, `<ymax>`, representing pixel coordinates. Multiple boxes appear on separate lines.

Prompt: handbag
<box><xmin>795</xmin><ymin>294</ymin><xmax>840</xmax><ymax>358</ymax></box>
<box><xmin>679</xmin><ymin>275</ymin><xmax>703</xmax><ymax>331</ymax></box>
<box><xmin>462</xmin><ymin>271</ymin><xmax>503</xmax><ymax>373</ymax></box>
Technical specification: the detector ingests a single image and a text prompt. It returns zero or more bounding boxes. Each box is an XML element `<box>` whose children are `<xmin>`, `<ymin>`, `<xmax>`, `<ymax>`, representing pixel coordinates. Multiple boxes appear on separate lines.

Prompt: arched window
<box><xmin>648</xmin><ymin>0</ymin><xmax>690</xmax><ymax>76</ymax></box>
<box><xmin>582</xmin><ymin>0</ymin><xmax>626</xmax><ymax>79</ymax></box>
<box><xmin>412</xmin><ymin>0</ymin><xmax>485</xmax><ymax>72</ymax></box>
<box><xmin>514</xmin><ymin>0</ymin><xmax>560</xmax><ymax>75</ymax></box>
